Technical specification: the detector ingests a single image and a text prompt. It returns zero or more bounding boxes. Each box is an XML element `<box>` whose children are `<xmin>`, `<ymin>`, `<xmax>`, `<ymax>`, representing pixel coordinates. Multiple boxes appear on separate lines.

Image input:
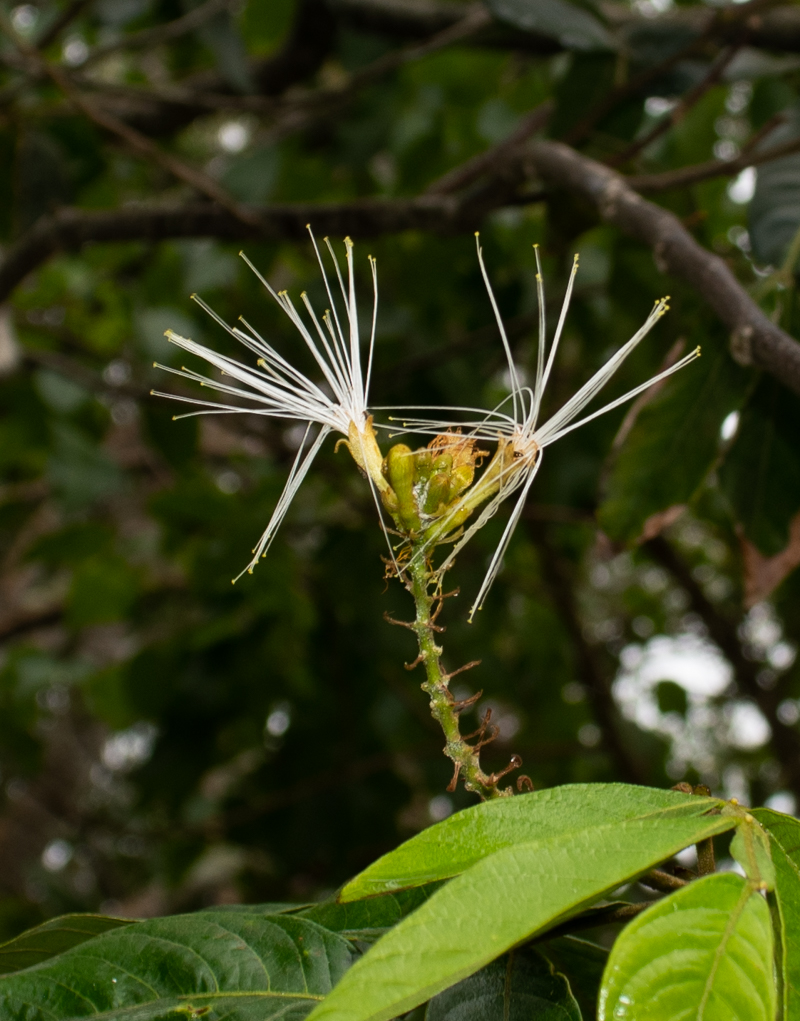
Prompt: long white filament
<box><xmin>154</xmin><ymin>226</ymin><xmax>381</xmax><ymax>579</ymax></box>
<box><xmin>404</xmin><ymin>247</ymin><xmax>696</xmax><ymax>616</ymax></box>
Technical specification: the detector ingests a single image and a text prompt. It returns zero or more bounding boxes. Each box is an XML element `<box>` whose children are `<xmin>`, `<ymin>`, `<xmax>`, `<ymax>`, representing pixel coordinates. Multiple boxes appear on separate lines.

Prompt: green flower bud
<box><xmin>383</xmin><ymin>443</ymin><xmax>421</xmax><ymax>533</ymax></box>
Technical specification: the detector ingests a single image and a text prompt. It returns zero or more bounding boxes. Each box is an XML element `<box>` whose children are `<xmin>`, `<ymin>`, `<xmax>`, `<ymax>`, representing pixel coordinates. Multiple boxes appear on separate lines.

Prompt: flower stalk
<box><xmin>404</xmin><ymin>552</ymin><xmax>519</xmax><ymax>800</ymax></box>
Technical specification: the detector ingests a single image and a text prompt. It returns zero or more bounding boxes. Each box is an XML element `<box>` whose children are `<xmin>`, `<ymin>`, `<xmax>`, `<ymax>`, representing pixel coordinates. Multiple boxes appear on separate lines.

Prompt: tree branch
<box><xmin>81</xmin><ymin>0</ymin><xmax>233</xmax><ymax>68</ymax></box>
<box><xmin>85</xmin><ymin>0</ymin><xmax>338</xmax><ymax>137</ymax></box>
<box><xmin>629</xmin><ymin>131</ymin><xmax>800</xmax><ymax>194</ymax></box>
<box><xmin>523</xmin><ymin>139</ymin><xmax>800</xmax><ymax>395</ymax></box>
<box><xmin>5</xmin><ymin>129</ymin><xmax>800</xmax><ymax>405</ymax></box>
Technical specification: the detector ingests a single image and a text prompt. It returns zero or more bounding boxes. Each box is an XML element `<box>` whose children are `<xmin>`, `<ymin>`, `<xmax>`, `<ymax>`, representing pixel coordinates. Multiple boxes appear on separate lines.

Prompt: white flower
<box><xmin>400</xmin><ymin>234</ymin><xmax>700</xmax><ymax>618</ymax></box>
<box><xmin>152</xmin><ymin>228</ymin><xmax>388</xmax><ymax>579</ymax></box>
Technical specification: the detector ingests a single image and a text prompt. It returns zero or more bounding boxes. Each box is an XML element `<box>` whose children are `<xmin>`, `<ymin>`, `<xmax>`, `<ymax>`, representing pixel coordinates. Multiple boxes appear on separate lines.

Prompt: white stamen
<box><xmin>154</xmin><ymin>227</ymin><xmax>385</xmax><ymax>577</ymax></box>
<box><xmin>404</xmin><ymin>247</ymin><xmax>698</xmax><ymax>613</ymax></box>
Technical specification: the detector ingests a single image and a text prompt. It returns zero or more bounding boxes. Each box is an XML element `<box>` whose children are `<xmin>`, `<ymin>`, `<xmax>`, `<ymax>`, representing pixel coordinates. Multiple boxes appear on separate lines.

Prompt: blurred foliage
<box><xmin>1</xmin><ymin>0</ymin><xmax>800</xmax><ymax>958</ymax></box>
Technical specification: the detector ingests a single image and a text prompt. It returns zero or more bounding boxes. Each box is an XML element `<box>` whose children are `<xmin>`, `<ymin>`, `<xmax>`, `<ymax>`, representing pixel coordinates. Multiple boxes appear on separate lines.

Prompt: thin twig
<box><xmin>426</xmin><ymin>101</ymin><xmax>553</xmax><ymax>195</ymax></box>
<box><xmin>0</xmin><ymin>14</ymin><xmax>260</xmax><ymax>229</ymax></box>
<box><xmin>81</xmin><ymin>0</ymin><xmax>232</xmax><ymax>68</ymax></box>
<box><xmin>609</xmin><ymin>44</ymin><xmax>743</xmax><ymax>169</ymax></box>
<box><xmin>36</xmin><ymin>0</ymin><xmax>93</xmax><ymax>50</ymax></box>
<box><xmin>629</xmin><ymin>131</ymin><xmax>800</xmax><ymax>194</ymax></box>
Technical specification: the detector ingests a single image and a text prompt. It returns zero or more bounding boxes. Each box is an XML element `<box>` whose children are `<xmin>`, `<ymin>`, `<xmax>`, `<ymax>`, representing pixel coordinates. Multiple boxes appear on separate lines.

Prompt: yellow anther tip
<box><xmin>745</xmin><ymin>813</ymin><xmax>754</xmax><ymax>823</ymax></box>
<box><xmin>730</xmin><ymin>798</ymin><xmax>739</xmax><ymax>805</ymax></box>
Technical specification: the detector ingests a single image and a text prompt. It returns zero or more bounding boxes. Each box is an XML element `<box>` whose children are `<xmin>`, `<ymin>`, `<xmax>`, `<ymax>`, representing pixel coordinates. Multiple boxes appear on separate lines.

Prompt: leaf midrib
<box><xmin>350</xmin><ymin>808</ymin><xmax>729</xmax><ymax>894</ymax></box>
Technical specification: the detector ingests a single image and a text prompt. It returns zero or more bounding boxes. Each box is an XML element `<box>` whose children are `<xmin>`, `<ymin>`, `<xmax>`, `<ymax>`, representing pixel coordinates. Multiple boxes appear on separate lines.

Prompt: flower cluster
<box><xmin>155</xmin><ymin>228</ymin><xmax>699</xmax><ymax>611</ymax></box>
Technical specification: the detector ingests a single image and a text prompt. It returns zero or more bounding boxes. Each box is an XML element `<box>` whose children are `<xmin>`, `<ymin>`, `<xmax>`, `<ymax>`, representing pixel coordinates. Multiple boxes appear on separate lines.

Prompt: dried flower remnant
<box><xmin>153</xmin><ymin>228</ymin><xmax>392</xmax><ymax>579</ymax></box>
<box><xmin>399</xmin><ymin>235</ymin><xmax>701</xmax><ymax>618</ymax></box>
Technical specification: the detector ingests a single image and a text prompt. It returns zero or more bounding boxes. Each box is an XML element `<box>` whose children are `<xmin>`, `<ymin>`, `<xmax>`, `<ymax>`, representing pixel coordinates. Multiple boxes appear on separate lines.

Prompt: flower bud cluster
<box><xmin>380</xmin><ymin>432</ymin><xmax>488</xmax><ymax>539</ymax></box>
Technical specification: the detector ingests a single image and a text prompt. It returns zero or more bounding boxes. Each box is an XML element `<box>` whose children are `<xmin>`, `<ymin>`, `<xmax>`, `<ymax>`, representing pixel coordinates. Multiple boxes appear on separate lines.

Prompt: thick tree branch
<box><xmin>4</xmin><ymin>130</ymin><xmax>800</xmax><ymax>404</ymax></box>
<box><xmin>644</xmin><ymin>535</ymin><xmax>800</xmax><ymax>797</ymax></box>
<box><xmin>524</xmin><ymin>139</ymin><xmax>800</xmax><ymax>395</ymax></box>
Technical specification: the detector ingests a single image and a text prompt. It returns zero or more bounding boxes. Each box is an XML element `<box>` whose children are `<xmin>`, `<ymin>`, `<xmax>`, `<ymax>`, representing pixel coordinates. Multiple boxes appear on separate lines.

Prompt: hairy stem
<box><xmin>406</xmin><ymin>554</ymin><xmax>513</xmax><ymax>800</ymax></box>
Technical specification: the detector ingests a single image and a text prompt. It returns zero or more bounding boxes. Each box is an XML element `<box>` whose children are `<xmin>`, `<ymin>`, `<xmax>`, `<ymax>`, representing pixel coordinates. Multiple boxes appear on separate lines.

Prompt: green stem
<box><xmin>407</xmin><ymin>553</ymin><xmax>513</xmax><ymax>800</ymax></box>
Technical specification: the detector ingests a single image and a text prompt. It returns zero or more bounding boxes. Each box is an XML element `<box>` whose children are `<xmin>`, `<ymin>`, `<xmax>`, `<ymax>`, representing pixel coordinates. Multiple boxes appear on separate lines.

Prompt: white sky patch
<box><xmin>613</xmin><ymin>633</ymin><xmax>773</xmax><ymax>774</ymax></box>
<box><xmin>102</xmin><ymin>722</ymin><xmax>158</xmax><ymax>772</ymax></box>
<box><xmin>765</xmin><ymin>791</ymin><xmax>797</xmax><ymax>816</ymax></box>
<box><xmin>728</xmin><ymin>167</ymin><xmax>756</xmax><ymax>205</ymax></box>
<box><xmin>218</xmin><ymin>121</ymin><xmax>250</xmax><ymax>153</ymax></box>
<box><xmin>720</xmin><ymin>410</ymin><xmax>739</xmax><ymax>442</ymax></box>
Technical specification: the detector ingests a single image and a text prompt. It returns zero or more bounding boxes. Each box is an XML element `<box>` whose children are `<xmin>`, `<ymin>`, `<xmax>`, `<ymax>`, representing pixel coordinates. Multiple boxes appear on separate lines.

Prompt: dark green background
<box><xmin>2</xmin><ymin>0</ymin><xmax>800</xmax><ymax>942</ymax></box>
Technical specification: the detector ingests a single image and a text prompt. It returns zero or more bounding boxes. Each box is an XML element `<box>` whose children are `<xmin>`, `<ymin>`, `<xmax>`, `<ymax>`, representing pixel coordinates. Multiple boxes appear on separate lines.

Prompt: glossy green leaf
<box><xmin>599</xmin><ymin>873</ymin><xmax>775</xmax><ymax>1021</ymax></box>
<box><xmin>0</xmin><ymin>909</ymin><xmax>356</xmax><ymax>1020</ymax></box>
<box><xmin>342</xmin><ymin>783</ymin><xmax>727</xmax><ymax>900</ymax></box>
<box><xmin>540</xmin><ymin>937</ymin><xmax>608</xmax><ymax>1019</ymax></box>
<box><xmin>752</xmin><ymin>808</ymin><xmax>800</xmax><ymax>1019</ymax></box>
<box><xmin>299</xmin><ymin>886</ymin><xmax>439</xmax><ymax>945</ymax></box>
<box><xmin>0</xmin><ymin>914</ymin><xmax>132</xmax><ymax>975</ymax></box>
<box><xmin>598</xmin><ymin>345</ymin><xmax>749</xmax><ymax>543</ymax></box>
<box><xmin>308</xmin><ymin>795</ymin><xmax>735</xmax><ymax>1021</ymax></box>
<box><xmin>719</xmin><ymin>375</ymin><xmax>800</xmax><ymax>555</ymax></box>
<box><xmin>749</xmin><ymin>109</ymin><xmax>800</xmax><ymax>266</ymax></box>
<box><xmin>426</xmin><ymin>946</ymin><xmax>581</xmax><ymax>1021</ymax></box>
<box><xmin>486</xmin><ymin>0</ymin><xmax>615</xmax><ymax>51</ymax></box>
<box><xmin>730</xmin><ymin>814</ymin><xmax>776</xmax><ymax>890</ymax></box>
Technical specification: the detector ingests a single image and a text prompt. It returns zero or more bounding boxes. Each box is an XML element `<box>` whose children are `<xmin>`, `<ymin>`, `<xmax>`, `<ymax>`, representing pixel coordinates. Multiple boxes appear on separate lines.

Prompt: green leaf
<box><xmin>598</xmin><ymin>345</ymin><xmax>749</xmax><ymax>543</ymax></box>
<box><xmin>730</xmin><ymin>814</ymin><xmax>776</xmax><ymax>890</ymax></box>
<box><xmin>0</xmin><ymin>909</ymin><xmax>356</xmax><ymax>1020</ymax></box>
<box><xmin>749</xmin><ymin>107</ymin><xmax>800</xmax><ymax>266</ymax></box>
<box><xmin>308</xmin><ymin>789</ymin><xmax>734</xmax><ymax>1021</ymax></box>
<box><xmin>299</xmin><ymin>887</ymin><xmax>440</xmax><ymax>945</ymax></box>
<box><xmin>426</xmin><ymin>946</ymin><xmax>581</xmax><ymax>1021</ymax></box>
<box><xmin>486</xmin><ymin>0</ymin><xmax>615</xmax><ymax>51</ymax></box>
<box><xmin>719</xmin><ymin>374</ymin><xmax>800</xmax><ymax>555</ymax></box>
<box><xmin>540</xmin><ymin>937</ymin><xmax>608</xmax><ymax>1019</ymax></box>
<box><xmin>598</xmin><ymin>873</ymin><xmax>775</xmax><ymax>1021</ymax></box>
<box><xmin>342</xmin><ymin>783</ymin><xmax>727</xmax><ymax>900</ymax></box>
<box><xmin>752</xmin><ymin>808</ymin><xmax>800</xmax><ymax>1019</ymax></box>
<box><xmin>0</xmin><ymin>914</ymin><xmax>132</xmax><ymax>975</ymax></box>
